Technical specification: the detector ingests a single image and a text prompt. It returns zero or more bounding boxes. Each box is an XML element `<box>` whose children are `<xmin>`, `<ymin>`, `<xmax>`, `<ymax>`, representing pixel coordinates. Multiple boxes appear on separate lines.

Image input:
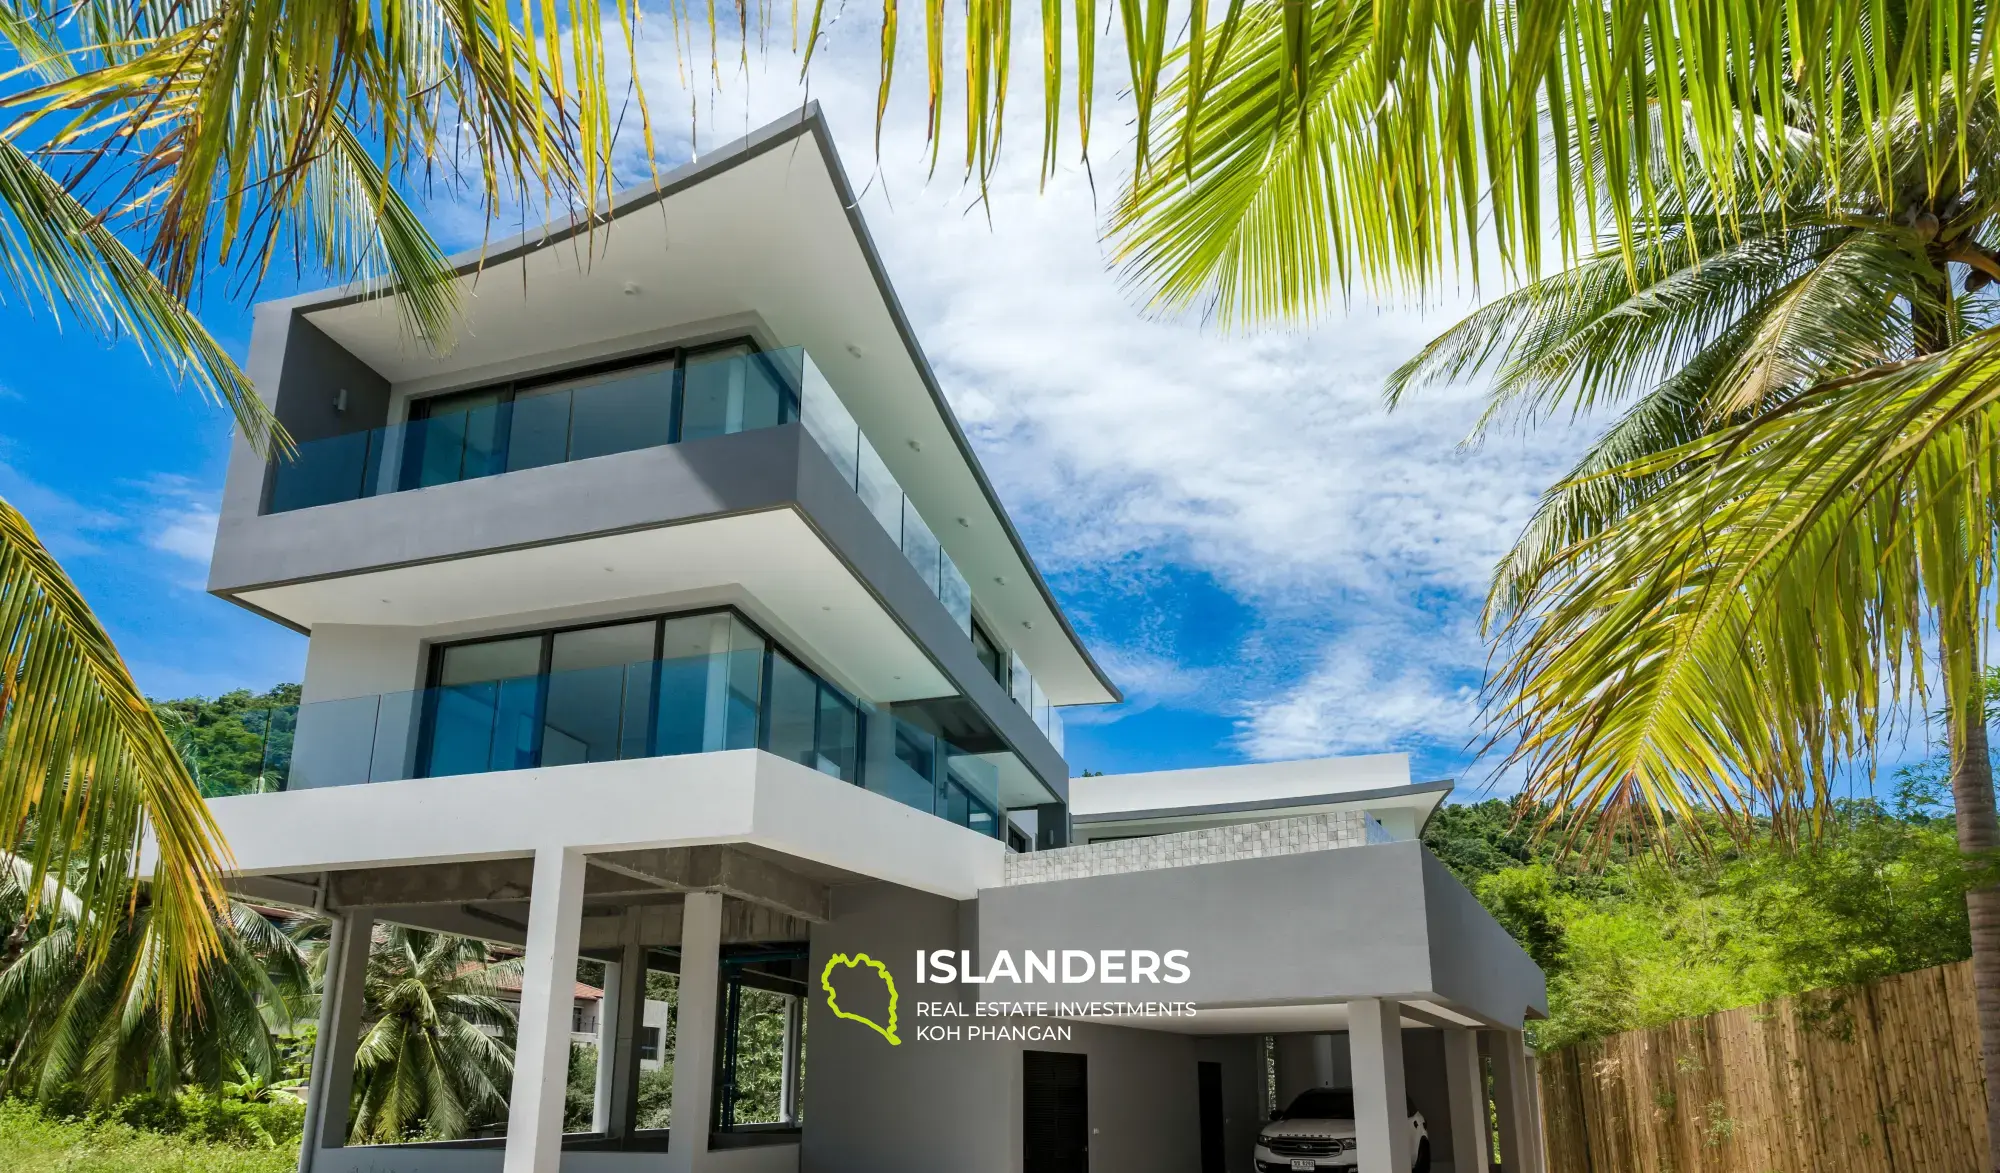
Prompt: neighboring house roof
<box><xmin>486</xmin><ymin>968</ymin><xmax>602</xmax><ymax>1002</ymax></box>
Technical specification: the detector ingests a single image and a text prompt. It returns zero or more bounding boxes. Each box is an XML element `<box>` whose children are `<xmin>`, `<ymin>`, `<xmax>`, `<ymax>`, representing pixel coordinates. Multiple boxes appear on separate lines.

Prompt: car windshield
<box><xmin>1283</xmin><ymin>1089</ymin><xmax>1355</xmax><ymax>1120</ymax></box>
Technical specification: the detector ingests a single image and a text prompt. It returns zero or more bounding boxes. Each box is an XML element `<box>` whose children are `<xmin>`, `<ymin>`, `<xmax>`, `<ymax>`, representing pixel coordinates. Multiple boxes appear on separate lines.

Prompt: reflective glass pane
<box><xmin>765</xmin><ymin>654</ymin><xmax>818</xmax><ymax>769</ymax></box>
<box><xmin>680</xmin><ymin>345</ymin><xmax>755</xmax><ymax>442</ymax></box>
<box><xmin>289</xmin><ymin>695</ymin><xmax>382</xmax><ymax>789</ymax></box>
<box><xmin>425</xmin><ymin>682</ymin><xmax>502</xmax><ymax>777</ymax></box>
<box><xmin>798</xmin><ymin>359</ymin><xmax>860</xmax><ymax>490</ymax></box>
<box><xmin>938</xmin><ymin>556</ymin><xmax>972</xmax><ymax>635</ymax></box>
<box><xmin>570</xmin><ymin>365</ymin><xmax>675</xmax><ymax>460</ymax></box>
<box><xmin>439</xmin><ymin>637</ymin><xmax>542</xmax><ymax>685</ymax></box>
<box><xmin>900</xmin><ymin>507</ymin><xmax>942</xmax><ymax>595</ymax></box>
<box><xmin>854</xmin><ymin>438</ymin><xmax>903</xmax><ymax>536</ymax></box>
<box><xmin>460</xmin><ymin>399</ymin><xmax>510</xmax><ymax>480</ymax></box>
<box><xmin>814</xmin><ymin>689</ymin><xmax>860</xmax><ymax>782</ymax></box>
<box><xmin>682</xmin><ymin>348</ymin><xmax>793</xmax><ymax>441</ymax></box>
<box><xmin>269</xmin><ymin>428</ymin><xmax>379</xmax><ymax>512</ymax></box>
<box><xmin>878</xmin><ymin>720</ymin><xmax>939</xmax><ymax>814</ymax></box>
<box><xmin>546</xmin><ymin>624</ymin><xmax>657</xmax><ymax>765</ymax></box>
<box><xmin>508</xmin><ymin>387</ymin><xmax>572</xmax><ymax>471</ymax></box>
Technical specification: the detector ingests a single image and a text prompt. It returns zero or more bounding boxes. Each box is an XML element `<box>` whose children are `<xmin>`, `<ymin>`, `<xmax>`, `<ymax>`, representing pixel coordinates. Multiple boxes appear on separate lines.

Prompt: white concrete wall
<box><xmin>301</xmin><ymin>624</ymin><xmax>428</xmax><ymax>702</ymax></box>
<box><xmin>190</xmin><ymin>750</ymin><xmax>1008</xmax><ymax>899</ymax></box>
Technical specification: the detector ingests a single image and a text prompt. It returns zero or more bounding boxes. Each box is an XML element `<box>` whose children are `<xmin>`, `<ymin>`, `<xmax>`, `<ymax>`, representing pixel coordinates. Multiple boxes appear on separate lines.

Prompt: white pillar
<box><xmin>504</xmin><ymin>849</ymin><xmax>588</xmax><ymax>1173</ymax></box>
<box><xmin>590</xmin><ymin>959</ymin><xmax>621</xmax><ymax>1133</ymax></box>
<box><xmin>1485</xmin><ymin>1030</ymin><xmax>1536</xmax><ymax>1173</ymax></box>
<box><xmin>302</xmin><ymin>909</ymin><xmax>372</xmax><ymax>1168</ymax></box>
<box><xmin>664</xmin><ymin>891</ymin><xmax>724</xmax><ymax>1173</ymax></box>
<box><xmin>1349</xmin><ymin>999</ymin><xmax>1412</xmax><ymax>1173</ymax></box>
<box><xmin>605</xmin><ymin>936</ymin><xmax>648</xmax><ymax>1138</ymax></box>
<box><xmin>1444</xmin><ymin>1029</ymin><xmax>1488</xmax><ymax>1173</ymax></box>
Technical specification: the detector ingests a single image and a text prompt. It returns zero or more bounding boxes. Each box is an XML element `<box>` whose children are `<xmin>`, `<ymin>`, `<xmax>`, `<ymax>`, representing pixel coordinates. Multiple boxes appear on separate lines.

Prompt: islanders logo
<box><xmin>821</xmin><ymin>952</ymin><xmax>900</xmax><ymax>1045</ymax></box>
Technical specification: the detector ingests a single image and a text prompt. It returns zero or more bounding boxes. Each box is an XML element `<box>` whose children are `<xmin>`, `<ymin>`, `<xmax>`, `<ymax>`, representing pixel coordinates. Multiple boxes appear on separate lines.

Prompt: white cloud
<box><xmin>579</xmin><ymin>20</ymin><xmax>1596</xmax><ymax>772</ymax></box>
<box><xmin>151</xmin><ymin>502</ymin><xmax>219</xmax><ymax>563</ymax></box>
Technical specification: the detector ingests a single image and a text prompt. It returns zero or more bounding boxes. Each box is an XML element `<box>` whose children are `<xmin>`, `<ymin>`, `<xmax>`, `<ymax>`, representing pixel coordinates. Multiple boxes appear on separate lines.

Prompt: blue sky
<box><xmin>0</xmin><ymin>20</ymin><xmax>1601</xmax><ymax>791</ymax></box>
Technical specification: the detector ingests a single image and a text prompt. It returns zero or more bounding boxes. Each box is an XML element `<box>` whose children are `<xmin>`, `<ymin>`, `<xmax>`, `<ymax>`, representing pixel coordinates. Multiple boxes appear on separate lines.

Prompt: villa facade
<box><xmin>190</xmin><ymin>106</ymin><xmax>1547</xmax><ymax>1173</ymax></box>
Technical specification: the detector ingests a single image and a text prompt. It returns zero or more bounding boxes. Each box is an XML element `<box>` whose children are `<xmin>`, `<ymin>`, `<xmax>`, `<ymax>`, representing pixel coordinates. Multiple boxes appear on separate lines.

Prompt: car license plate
<box><xmin>1290</xmin><ymin>1161</ymin><xmax>1317</xmax><ymax>1171</ymax></box>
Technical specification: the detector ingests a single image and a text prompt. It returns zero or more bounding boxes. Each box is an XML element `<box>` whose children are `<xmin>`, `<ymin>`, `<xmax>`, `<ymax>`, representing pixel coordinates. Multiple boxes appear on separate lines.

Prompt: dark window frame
<box><xmin>417</xmin><ymin>604</ymin><xmax>865</xmax><ymax>782</ymax></box>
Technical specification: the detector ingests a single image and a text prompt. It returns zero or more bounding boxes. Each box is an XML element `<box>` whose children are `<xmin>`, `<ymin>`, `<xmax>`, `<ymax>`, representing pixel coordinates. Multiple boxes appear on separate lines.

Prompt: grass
<box><xmin>0</xmin><ymin>1099</ymin><xmax>299</xmax><ymax>1173</ymax></box>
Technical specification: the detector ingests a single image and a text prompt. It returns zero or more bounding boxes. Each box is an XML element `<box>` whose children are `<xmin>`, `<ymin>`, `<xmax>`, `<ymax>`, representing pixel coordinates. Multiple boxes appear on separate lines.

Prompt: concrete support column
<box><xmin>779</xmin><ymin>994</ymin><xmax>803</xmax><ymax>1123</ymax></box>
<box><xmin>1443</xmin><ymin>1029</ymin><xmax>1489</xmax><ymax>1173</ymax></box>
<box><xmin>1349</xmin><ymin>999</ymin><xmax>1412</xmax><ymax>1173</ymax></box>
<box><xmin>1484</xmin><ymin>1030</ymin><xmax>1537</xmax><ymax>1173</ymax></box>
<box><xmin>604</xmin><ymin>936</ymin><xmax>648</xmax><ymax>1138</ymax></box>
<box><xmin>590</xmin><ymin>959</ymin><xmax>621</xmax><ymax>1133</ymax></box>
<box><xmin>504</xmin><ymin>849</ymin><xmax>588</xmax><ymax>1173</ymax></box>
<box><xmin>307</xmin><ymin>909</ymin><xmax>373</xmax><ymax>1162</ymax></box>
<box><xmin>664</xmin><ymin>891</ymin><xmax>724</xmax><ymax>1173</ymax></box>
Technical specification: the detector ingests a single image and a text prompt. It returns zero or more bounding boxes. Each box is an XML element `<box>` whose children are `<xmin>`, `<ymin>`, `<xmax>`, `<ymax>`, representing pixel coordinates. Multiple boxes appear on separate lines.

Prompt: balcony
<box><xmin>189</xmin><ymin>611</ymin><xmax>1046</xmax><ymax>840</ymax></box>
<box><xmin>260</xmin><ymin>343</ymin><xmax>1067</xmax><ymax>754</ymax></box>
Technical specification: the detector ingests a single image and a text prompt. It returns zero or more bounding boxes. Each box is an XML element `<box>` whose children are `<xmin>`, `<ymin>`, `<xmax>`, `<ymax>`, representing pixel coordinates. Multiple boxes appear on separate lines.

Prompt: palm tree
<box><xmin>343</xmin><ymin>925</ymin><xmax>518</xmax><ymax>1144</ymax></box>
<box><xmin>1378</xmin><ymin>86</ymin><xmax>2000</xmax><ymax>1148</ymax></box>
<box><xmin>0</xmin><ymin>0</ymin><xmax>637</xmax><ymax>1004</ymax></box>
<box><xmin>0</xmin><ymin>851</ymin><xmax>311</xmax><ymax>1102</ymax></box>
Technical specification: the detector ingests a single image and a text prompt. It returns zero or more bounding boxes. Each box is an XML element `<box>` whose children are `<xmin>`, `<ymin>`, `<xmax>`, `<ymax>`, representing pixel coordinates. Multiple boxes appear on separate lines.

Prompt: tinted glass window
<box><xmin>1284</xmin><ymin>1089</ymin><xmax>1356</xmax><ymax>1120</ymax></box>
<box><xmin>972</xmin><ymin>620</ymin><xmax>1007</xmax><ymax>688</ymax></box>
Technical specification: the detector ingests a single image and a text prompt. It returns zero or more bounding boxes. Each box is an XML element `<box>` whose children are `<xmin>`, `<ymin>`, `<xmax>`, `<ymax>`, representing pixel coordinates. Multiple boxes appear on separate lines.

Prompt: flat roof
<box><xmin>1071</xmin><ymin>754</ymin><xmax>1452</xmax><ymax>824</ymax></box>
<box><xmin>261</xmin><ymin>105</ymin><xmax>1118</xmax><ymax>707</ymax></box>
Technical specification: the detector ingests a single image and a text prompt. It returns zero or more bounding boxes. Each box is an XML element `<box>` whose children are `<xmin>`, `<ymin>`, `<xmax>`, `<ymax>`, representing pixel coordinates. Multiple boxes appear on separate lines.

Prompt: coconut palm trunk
<box><xmin>1943</xmin><ymin>636</ymin><xmax>2000</xmax><ymax>1153</ymax></box>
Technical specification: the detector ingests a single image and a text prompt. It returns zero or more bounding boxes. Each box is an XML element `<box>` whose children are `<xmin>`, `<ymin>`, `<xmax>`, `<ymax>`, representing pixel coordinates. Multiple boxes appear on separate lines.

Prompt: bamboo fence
<box><xmin>1537</xmin><ymin>960</ymin><xmax>1987</xmax><ymax>1173</ymax></box>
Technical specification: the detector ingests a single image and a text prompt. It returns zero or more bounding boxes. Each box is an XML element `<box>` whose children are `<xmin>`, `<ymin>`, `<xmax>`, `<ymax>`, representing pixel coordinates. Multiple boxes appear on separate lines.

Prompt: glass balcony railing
<box><xmin>1006</xmin><ymin>651</ymin><xmax>1064</xmax><ymax>755</ymax></box>
<box><xmin>265</xmin><ymin>346</ymin><xmax>976</xmax><ymax>639</ymax></box>
<box><xmin>193</xmin><ymin>651</ymin><xmax>1020</xmax><ymax>839</ymax></box>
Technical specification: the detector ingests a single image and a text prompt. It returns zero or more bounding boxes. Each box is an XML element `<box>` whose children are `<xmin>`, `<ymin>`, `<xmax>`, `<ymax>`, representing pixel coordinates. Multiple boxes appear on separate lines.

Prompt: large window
<box><xmin>268</xmin><ymin>340</ymin><xmax>799</xmax><ymax>512</ymax></box>
<box><xmin>418</xmin><ymin>608</ymin><xmax>860</xmax><ymax>785</ymax></box>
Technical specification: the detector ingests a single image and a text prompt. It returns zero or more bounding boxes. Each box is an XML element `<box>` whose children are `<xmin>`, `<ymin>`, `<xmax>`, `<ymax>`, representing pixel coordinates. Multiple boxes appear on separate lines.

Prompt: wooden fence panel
<box><xmin>1536</xmin><ymin>960</ymin><xmax>1987</xmax><ymax>1173</ymax></box>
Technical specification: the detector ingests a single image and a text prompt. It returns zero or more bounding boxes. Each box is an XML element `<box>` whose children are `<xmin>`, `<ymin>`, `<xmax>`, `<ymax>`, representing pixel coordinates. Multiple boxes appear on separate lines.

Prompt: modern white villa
<box><xmin>190</xmin><ymin>105</ymin><xmax>1547</xmax><ymax>1173</ymax></box>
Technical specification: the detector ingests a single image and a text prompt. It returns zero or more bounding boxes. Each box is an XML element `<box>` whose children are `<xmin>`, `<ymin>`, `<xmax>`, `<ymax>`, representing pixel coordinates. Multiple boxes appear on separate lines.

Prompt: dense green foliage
<box><xmin>154</xmin><ymin>686</ymin><xmax>298</xmax><ymax>798</ymax></box>
<box><xmin>0</xmin><ymin>1098</ymin><xmax>298</xmax><ymax>1173</ymax></box>
<box><xmin>1427</xmin><ymin>776</ymin><xmax>1976</xmax><ymax>1049</ymax></box>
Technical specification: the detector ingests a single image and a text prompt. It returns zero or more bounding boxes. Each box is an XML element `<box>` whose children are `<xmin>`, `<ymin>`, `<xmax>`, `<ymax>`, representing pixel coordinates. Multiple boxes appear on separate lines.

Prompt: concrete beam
<box><xmin>589</xmin><ymin>846</ymin><xmax>830</xmax><ymax>922</ymax></box>
<box><xmin>229</xmin><ymin>873</ymin><xmax>325</xmax><ymax>912</ymax></box>
<box><xmin>328</xmin><ymin>860</ymin><xmax>535</xmax><ymax>908</ymax></box>
<box><xmin>577</xmin><ymin>898</ymin><xmax>811</xmax><ymax>950</ymax></box>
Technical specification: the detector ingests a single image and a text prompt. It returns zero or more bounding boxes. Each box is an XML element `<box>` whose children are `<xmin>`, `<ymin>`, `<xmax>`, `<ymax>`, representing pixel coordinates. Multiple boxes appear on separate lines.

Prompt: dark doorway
<box><xmin>1197</xmin><ymin>1061</ymin><xmax>1226</xmax><ymax>1173</ymax></box>
<box><xmin>1024</xmin><ymin>1050</ymin><xmax>1089</xmax><ymax>1173</ymax></box>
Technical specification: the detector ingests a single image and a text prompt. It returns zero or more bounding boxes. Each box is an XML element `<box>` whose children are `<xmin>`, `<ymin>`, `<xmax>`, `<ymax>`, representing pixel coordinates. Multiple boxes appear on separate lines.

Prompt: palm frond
<box><xmin>0</xmin><ymin>499</ymin><xmax>230</xmax><ymax>1008</ymax></box>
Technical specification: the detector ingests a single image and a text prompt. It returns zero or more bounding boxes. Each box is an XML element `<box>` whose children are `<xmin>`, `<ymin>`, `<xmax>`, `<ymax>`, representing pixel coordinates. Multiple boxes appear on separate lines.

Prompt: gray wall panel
<box><xmin>1419</xmin><ymin>851</ymin><xmax>1548</xmax><ymax>1025</ymax></box>
<box><xmin>976</xmin><ymin>844</ymin><xmax>1439</xmax><ymax>1008</ymax></box>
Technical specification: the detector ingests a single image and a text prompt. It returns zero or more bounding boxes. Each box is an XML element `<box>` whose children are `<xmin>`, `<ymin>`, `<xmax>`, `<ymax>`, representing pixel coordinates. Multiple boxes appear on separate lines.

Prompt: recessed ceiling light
<box><xmin>994</xmin><ymin>576</ymin><xmax>1007</xmax><ymax>586</ymax></box>
<box><xmin>1022</xmin><ymin>620</ymin><xmax>1034</xmax><ymax>630</ymax></box>
<box><xmin>845</xmin><ymin>343</ymin><xmax>864</xmax><ymax>358</ymax></box>
<box><xmin>622</xmin><ymin>281</ymin><xmax>642</xmax><ymax>296</ymax></box>
<box><xmin>956</xmin><ymin>517</ymin><xmax>969</xmax><ymax>527</ymax></box>
<box><xmin>907</xmin><ymin>439</ymin><xmax>922</xmax><ymax>452</ymax></box>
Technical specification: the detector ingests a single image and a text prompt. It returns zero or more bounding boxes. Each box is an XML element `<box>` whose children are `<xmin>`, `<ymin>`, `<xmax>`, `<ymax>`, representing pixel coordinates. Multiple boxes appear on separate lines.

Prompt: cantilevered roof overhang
<box><xmin>277</xmin><ymin>104</ymin><xmax>1117</xmax><ymax>707</ymax></box>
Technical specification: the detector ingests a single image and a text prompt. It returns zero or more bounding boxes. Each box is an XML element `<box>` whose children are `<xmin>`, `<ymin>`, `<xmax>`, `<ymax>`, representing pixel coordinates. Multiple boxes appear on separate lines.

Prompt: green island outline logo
<box><xmin>820</xmin><ymin>952</ymin><xmax>901</xmax><ymax>1045</ymax></box>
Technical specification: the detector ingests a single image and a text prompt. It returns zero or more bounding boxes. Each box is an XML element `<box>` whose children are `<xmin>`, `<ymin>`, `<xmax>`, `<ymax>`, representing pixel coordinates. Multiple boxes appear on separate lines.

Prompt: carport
<box><xmin>974</xmin><ymin>838</ymin><xmax>1549</xmax><ymax>1173</ymax></box>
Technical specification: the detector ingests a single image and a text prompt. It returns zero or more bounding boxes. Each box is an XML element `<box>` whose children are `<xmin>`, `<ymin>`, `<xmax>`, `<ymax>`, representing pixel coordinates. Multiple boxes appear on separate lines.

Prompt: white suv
<box><xmin>1253</xmin><ymin>1088</ymin><xmax>1431</xmax><ymax>1172</ymax></box>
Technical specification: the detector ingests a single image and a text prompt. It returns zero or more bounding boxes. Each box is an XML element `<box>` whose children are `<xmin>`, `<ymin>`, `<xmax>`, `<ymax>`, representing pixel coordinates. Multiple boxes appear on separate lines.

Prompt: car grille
<box><xmin>1265</xmin><ymin>1137</ymin><xmax>1354</xmax><ymax>1158</ymax></box>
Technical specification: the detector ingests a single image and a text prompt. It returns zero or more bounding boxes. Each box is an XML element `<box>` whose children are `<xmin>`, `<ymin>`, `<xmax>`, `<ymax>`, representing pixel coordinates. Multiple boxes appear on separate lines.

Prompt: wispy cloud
<box><xmin>137</xmin><ymin>474</ymin><xmax>222</xmax><ymax>564</ymax></box>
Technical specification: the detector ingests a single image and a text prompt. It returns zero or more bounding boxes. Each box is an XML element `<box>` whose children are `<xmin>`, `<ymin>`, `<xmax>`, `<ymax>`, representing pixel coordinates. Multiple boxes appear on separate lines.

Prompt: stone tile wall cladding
<box><xmin>1002</xmin><ymin>809</ymin><xmax>1387</xmax><ymax>886</ymax></box>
